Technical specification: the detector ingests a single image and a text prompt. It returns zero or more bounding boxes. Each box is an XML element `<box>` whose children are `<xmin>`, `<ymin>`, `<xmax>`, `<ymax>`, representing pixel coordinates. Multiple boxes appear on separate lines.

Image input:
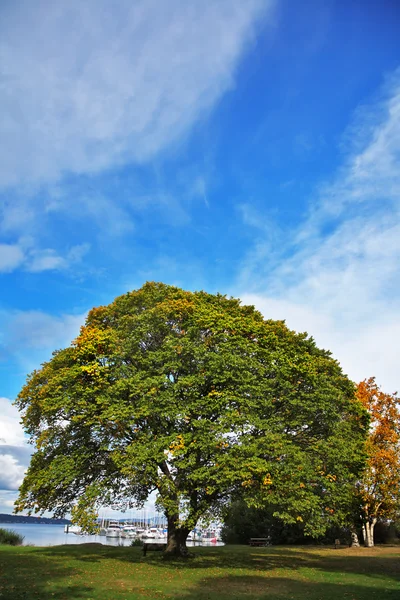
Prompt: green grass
<box><xmin>0</xmin><ymin>543</ymin><xmax>399</xmax><ymax>600</ymax></box>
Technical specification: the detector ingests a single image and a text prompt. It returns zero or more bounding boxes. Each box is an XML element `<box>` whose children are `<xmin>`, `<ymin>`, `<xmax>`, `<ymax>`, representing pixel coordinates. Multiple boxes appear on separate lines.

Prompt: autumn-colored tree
<box><xmin>356</xmin><ymin>378</ymin><xmax>400</xmax><ymax>547</ymax></box>
<box><xmin>15</xmin><ymin>283</ymin><xmax>367</xmax><ymax>556</ymax></box>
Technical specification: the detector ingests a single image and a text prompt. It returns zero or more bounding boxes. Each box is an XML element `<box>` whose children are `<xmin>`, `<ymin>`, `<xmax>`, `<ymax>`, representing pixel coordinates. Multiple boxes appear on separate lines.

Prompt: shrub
<box><xmin>0</xmin><ymin>528</ymin><xmax>24</xmax><ymax>546</ymax></box>
<box><xmin>130</xmin><ymin>537</ymin><xmax>143</xmax><ymax>547</ymax></box>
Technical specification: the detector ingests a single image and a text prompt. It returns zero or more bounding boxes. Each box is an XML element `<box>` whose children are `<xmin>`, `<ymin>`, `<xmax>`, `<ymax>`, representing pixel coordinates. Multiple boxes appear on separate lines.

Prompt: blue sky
<box><xmin>1</xmin><ymin>0</ymin><xmax>400</xmax><ymax>514</ymax></box>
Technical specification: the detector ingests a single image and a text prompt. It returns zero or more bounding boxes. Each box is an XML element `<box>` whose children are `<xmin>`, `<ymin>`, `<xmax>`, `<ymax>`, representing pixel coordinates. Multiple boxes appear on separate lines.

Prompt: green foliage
<box><xmin>221</xmin><ymin>500</ymin><xmax>354</xmax><ymax>545</ymax></box>
<box><xmin>130</xmin><ymin>537</ymin><xmax>143</xmax><ymax>547</ymax></box>
<box><xmin>15</xmin><ymin>282</ymin><xmax>368</xmax><ymax>543</ymax></box>
<box><xmin>221</xmin><ymin>499</ymin><xmax>304</xmax><ymax>545</ymax></box>
<box><xmin>0</xmin><ymin>527</ymin><xmax>24</xmax><ymax>546</ymax></box>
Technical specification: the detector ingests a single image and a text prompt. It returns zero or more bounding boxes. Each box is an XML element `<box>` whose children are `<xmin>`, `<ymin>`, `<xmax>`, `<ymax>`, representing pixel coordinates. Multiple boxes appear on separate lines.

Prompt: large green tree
<box><xmin>15</xmin><ymin>283</ymin><xmax>367</xmax><ymax>555</ymax></box>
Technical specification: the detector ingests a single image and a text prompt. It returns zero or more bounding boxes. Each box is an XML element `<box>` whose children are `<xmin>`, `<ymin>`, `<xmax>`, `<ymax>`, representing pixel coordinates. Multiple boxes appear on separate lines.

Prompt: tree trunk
<box><xmin>362</xmin><ymin>523</ymin><xmax>368</xmax><ymax>546</ymax></box>
<box><xmin>164</xmin><ymin>513</ymin><xmax>189</xmax><ymax>557</ymax></box>
<box><xmin>350</xmin><ymin>530</ymin><xmax>360</xmax><ymax>547</ymax></box>
<box><xmin>363</xmin><ymin>519</ymin><xmax>376</xmax><ymax>547</ymax></box>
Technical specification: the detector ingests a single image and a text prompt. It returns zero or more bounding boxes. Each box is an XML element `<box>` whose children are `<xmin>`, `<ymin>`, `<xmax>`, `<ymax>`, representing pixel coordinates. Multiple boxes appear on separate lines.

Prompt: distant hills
<box><xmin>0</xmin><ymin>513</ymin><xmax>70</xmax><ymax>525</ymax></box>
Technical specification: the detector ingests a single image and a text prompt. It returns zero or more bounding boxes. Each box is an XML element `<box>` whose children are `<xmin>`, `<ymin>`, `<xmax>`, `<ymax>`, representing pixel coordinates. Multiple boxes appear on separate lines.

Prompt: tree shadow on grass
<box><xmin>130</xmin><ymin>544</ymin><xmax>400</xmax><ymax>580</ymax></box>
<box><xmin>38</xmin><ymin>543</ymin><xmax>311</xmax><ymax>570</ymax></box>
<box><xmin>1</xmin><ymin>545</ymin><xmax>399</xmax><ymax>600</ymax></box>
<box><xmin>0</xmin><ymin>546</ymin><xmax>93</xmax><ymax>600</ymax></box>
<box><xmin>39</xmin><ymin>542</ymin><xmax>122</xmax><ymax>563</ymax></box>
<box><xmin>36</xmin><ymin>543</ymin><xmax>400</xmax><ymax>583</ymax></box>
<box><xmin>177</xmin><ymin>574</ymin><xmax>400</xmax><ymax>600</ymax></box>
<box><xmin>315</xmin><ymin>552</ymin><xmax>400</xmax><ymax>580</ymax></box>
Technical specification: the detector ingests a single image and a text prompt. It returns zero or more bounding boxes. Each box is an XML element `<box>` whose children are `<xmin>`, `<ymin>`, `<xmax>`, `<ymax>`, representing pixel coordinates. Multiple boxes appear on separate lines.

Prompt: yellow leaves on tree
<box><xmin>169</xmin><ymin>434</ymin><xmax>185</xmax><ymax>454</ymax></box>
<box><xmin>241</xmin><ymin>479</ymin><xmax>254</xmax><ymax>488</ymax></box>
<box><xmin>72</xmin><ymin>325</ymin><xmax>118</xmax><ymax>388</ymax></box>
<box><xmin>73</xmin><ymin>324</ymin><xmax>117</xmax><ymax>359</ymax></box>
<box><xmin>262</xmin><ymin>474</ymin><xmax>273</xmax><ymax>486</ymax></box>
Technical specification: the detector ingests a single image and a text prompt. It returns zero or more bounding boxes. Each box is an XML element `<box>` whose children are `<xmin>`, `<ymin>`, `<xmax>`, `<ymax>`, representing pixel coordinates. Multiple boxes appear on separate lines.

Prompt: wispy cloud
<box><xmin>0</xmin><ymin>241</ymin><xmax>90</xmax><ymax>274</ymax></box>
<box><xmin>0</xmin><ymin>244</ymin><xmax>25</xmax><ymax>273</ymax></box>
<box><xmin>0</xmin><ymin>0</ymin><xmax>273</xmax><ymax>257</ymax></box>
<box><xmin>0</xmin><ymin>0</ymin><xmax>270</xmax><ymax>189</ymax></box>
<box><xmin>27</xmin><ymin>243</ymin><xmax>90</xmax><ymax>273</ymax></box>
<box><xmin>0</xmin><ymin>310</ymin><xmax>86</xmax><ymax>373</ymax></box>
<box><xmin>238</xmin><ymin>69</ymin><xmax>400</xmax><ymax>392</ymax></box>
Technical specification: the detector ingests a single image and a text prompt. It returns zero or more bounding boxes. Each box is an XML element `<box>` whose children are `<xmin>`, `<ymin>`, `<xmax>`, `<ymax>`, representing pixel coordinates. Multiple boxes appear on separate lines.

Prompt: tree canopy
<box><xmin>355</xmin><ymin>378</ymin><xmax>400</xmax><ymax>547</ymax></box>
<box><xmin>15</xmin><ymin>282</ymin><xmax>368</xmax><ymax>555</ymax></box>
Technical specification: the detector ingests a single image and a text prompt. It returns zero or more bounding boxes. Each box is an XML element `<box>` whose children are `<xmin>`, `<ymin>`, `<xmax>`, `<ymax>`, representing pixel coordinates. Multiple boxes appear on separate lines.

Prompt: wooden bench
<box><xmin>142</xmin><ymin>542</ymin><xmax>167</xmax><ymax>556</ymax></box>
<box><xmin>249</xmin><ymin>538</ymin><xmax>269</xmax><ymax>547</ymax></box>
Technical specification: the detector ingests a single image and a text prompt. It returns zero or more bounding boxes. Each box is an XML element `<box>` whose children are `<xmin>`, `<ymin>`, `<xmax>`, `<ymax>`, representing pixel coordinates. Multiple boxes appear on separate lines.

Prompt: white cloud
<box><xmin>0</xmin><ymin>397</ymin><xmax>25</xmax><ymax>446</ymax></box>
<box><xmin>0</xmin><ymin>244</ymin><xmax>25</xmax><ymax>273</ymax></box>
<box><xmin>0</xmin><ymin>491</ymin><xmax>19</xmax><ymax>513</ymax></box>
<box><xmin>0</xmin><ymin>0</ymin><xmax>273</xmax><ymax>246</ymax></box>
<box><xmin>27</xmin><ymin>249</ymin><xmax>67</xmax><ymax>273</ymax></box>
<box><xmin>0</xmin><ymin>398</ymin><xmax>30</xmax><ymax>492</ymax></box>
<box><xmin>26</xmin><ymin>243</ymin><xmax>90</xmax><ymax>273</ymax></box>
<box><xmin>238</xmin><ymin>71</ymin><xmax>400</xmax><ymax>393</ymax></box>
<box><xmin>0</xmin><ymin>241</ymin><xmax>90</xmax><ymax>274</ymax></box>
<box><xmin>0</xmin><ymin>0</ymin><xmax>271</xmax><ymax>190</ymax></box>
<box><xmin>0</xmin><ymin>454</ymin><xmax>26</xmax><ymax>491</ymax></box>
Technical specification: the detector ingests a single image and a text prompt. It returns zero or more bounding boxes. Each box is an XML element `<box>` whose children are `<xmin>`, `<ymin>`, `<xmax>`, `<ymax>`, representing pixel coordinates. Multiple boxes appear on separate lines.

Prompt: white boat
<box><xmin>142</xmin><ymin>527</ymin><xmax>166</xmax><ymax>539</ymax></box>
<box><xmin>121</xmin><ymin>525</ymin><xmax>137</xmax><ymax>538</ymax></box>
<box><xmin>106</xmin><ymin>529</ymin><xmax>121</xmax><ymax>537</ymax></box>
<box><xmin>64</xmin><ymin>524</ymin><xmax>83</xmax><ymax>535</ymax></box>
<box><xmin>134</xmin><ymin>527</ymin><xmax>146</xmax><ymax>538</ymax></box>
<box><xmin>105</xmin><ymin>520</ymin><xmax>122</xmax><ymax>537</ymax></box>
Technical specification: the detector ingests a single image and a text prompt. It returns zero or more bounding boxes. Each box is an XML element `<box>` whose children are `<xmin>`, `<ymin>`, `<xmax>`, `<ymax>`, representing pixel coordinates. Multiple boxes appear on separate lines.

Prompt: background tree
<box><xmin>355</xmin><ymin>378</ymin><xmax>400</xmax><ymax>547</ymax></box>
<box><xmin>221</xmin><ymin>499</ymin><xmax>305</xmax><ymax>545</ymax></box>
<box><xmin>221</xmin><ymin>499</ymin><xmax>352</xmax><ymax>546</ymax></box>
<box><xmin>15</xmin><ymin>282</ymin><xmax>367</xmax><ymax>556</ymax></box>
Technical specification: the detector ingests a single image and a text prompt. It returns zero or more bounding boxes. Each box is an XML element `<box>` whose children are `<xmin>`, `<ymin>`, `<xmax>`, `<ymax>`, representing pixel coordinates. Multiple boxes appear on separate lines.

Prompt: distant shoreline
<box><xmin>0</xmin><ymin>514</ymin><xmax>70</xmax><ymax>525</ymax></box>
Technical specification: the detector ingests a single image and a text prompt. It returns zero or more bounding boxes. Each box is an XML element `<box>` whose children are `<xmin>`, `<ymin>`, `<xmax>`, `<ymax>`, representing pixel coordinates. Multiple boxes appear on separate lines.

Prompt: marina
<box><xmin>2</xmin><ymin>522</ymin><xmax>223</xmax><ymax>547</ymax></box>
<box><xmin>64</xmin><ymin>516</ymin><xmax>222</xmax><ymax>544</ymax></box>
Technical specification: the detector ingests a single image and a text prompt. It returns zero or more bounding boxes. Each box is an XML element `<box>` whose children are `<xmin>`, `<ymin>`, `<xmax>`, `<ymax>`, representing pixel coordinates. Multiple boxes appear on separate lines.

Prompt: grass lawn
<box><xmin>0</xmin><ymin>543</ymin><xmax>399</xmax><ymax>600</ymax></box>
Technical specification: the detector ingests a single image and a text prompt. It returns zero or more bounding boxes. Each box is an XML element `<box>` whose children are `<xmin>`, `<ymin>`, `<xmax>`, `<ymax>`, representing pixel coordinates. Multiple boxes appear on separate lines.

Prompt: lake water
<box><xmin>0</xmin><ymin>523</ymin><xmax>223</xmax><ymax>547</ymax></box>
<box><xmin>0</xmin><ymin>523</ymin><xmax>128</xmax><ymax>547</ymax></box>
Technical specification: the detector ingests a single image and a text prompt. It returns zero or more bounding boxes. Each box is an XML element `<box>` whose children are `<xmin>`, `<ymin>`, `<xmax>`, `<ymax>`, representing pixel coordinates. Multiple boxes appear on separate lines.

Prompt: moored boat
<box><xmin>64</xmin><ymin>524</ymin><xmax>83</xmax><ymax>535</ymax></box>
<box><xmin>105</xmin><ymin>520</ymin><xmax>122</xmax><ymax>537</ymax></box>
<box><xmin>120</xmin><ymin>525</ymin><xmax>137</xmax><ymax>538</ymax></box>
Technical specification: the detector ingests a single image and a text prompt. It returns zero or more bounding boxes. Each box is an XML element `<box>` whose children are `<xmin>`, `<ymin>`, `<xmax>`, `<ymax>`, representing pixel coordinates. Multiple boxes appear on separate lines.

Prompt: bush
<box><xmin>130</xmin><ymin>537</ymin><xmax>143</xmax><ymax>547</ymax></box>
<box><xmin>0</xmin><ymin>528</ymin><xmax>24</xmax><ymax>546</ymax></box>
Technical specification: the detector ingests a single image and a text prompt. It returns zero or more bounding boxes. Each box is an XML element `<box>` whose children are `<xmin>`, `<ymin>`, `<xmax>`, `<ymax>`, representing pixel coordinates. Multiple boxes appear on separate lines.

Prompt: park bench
<box><xmin>249</xmin><ymin>538</ymin><xmax>269</xmax><ymax>547</ymax></box>
<box><xmin>142</xmin><ymin>542</ymin><xmax>167</xmax><ymax>556</ymax></box>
